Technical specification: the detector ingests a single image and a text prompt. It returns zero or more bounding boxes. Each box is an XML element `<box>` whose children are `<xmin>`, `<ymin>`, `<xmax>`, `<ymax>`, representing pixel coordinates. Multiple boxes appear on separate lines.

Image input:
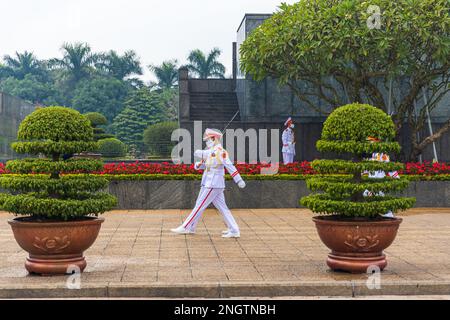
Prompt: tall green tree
<box><xmin>0</xmin><ymin>75</ymin><xmax>57</xmax><ymax>105</ymax></box>
<box><xmin>111</xmin><ymin>88</ymin><xmax>168</xmax><ymax>149</ymax></box>
<box><xmin>149</xmin><ymin>60</ymin><xmax>178</xmax><ymax>89</ymax></box>
<box><xmin>186</xmin><ymin>48</ymin><xmax>225</xmax><ymax>79</ymax></box>
<box><xmin>159</xmin><ymin>88</ymin><xmax>179</xmax><ymax>121</ymax></box>
<box><xmin>96</xmin><ymin>50</ymin><xmax>143</xmax><ymax>80</ymax></box>
<box><xmin>49</xmin><ymin>42</ymin><xmax>97</xmax><ymax>83</ymax></box>
<box><xmin>71</xmin><ymin>76</ymin><xmax>130</xmax><ymax>122</ymax></box>
<box><xmin>240</xmin><ymin>0</ymin><xmax>450</xmax><ymax>161</ymax></box>
<box><xmin>2</xmin><ymin>51</ymin><xmax>47</xmax><ymax>80</ymax></box>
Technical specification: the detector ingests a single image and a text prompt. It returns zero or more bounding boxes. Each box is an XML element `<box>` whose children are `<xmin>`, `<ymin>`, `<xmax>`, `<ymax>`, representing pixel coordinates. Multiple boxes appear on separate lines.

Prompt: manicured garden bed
<box><xmin>1</xmin><ymin>161</ymin><xmax>450</xmax><ymax>209</ymax></box>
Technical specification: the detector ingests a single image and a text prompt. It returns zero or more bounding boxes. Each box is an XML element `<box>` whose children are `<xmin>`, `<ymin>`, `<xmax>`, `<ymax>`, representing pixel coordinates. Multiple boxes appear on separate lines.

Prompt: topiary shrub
<box><xmin>143</xmin><ymin>121</ymin><xmax>178</xmax><ymax>157</ymax></box>
<box><xmin>84</xmin><ymin>112</ymin><xmax>115</xmax><ymax>141</ymax></box>
<box><xmin>301</xmin><ymin>103</ymin><xmax>416</xmax><ymax>218</ymax></box>
<box><xmin>0</xmin><ymin>106</ymin><xmax>117</xmax><ymax>220</ymax></box>
<box><xmin>98</xmin><ymin>138</ymin><xmax>127</xmax><ymax>158</ymax></box>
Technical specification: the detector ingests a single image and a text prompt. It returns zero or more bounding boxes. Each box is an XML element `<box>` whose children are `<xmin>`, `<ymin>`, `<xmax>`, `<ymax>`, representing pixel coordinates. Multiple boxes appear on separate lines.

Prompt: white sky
<box><xmin>0</xmin><ymin>0</ymin><xmax>297</xmax><ymax>82</ymax></box>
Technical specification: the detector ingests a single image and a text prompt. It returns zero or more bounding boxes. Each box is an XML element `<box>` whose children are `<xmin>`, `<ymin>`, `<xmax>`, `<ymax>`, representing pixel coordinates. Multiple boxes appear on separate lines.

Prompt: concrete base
<box><xmin>108</xmin><ymin>180</ymin><xmax>450</xmax><ymax>209</ymax></box>
<box><xmin>1</xmin><ymin>281</ymin><xmax>449</xmax><ymax>299</ymax></box>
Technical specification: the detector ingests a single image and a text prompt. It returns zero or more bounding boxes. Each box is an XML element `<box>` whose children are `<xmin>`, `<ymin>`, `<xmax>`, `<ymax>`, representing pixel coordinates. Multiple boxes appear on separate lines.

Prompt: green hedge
<box><xmin>300</xmin><ymin>194</ymin><xmax>416</xmax><ymax>217</ymax></box>
<box><xmin>1</xmin><ymin>173</ymin><xmax>449</xmax><ymax>181</ymax></box>
<box><xmin>1</xmin><ymin>193</ymin><xmax>117</xmax><ymax>220</ymax></box>
<box><xmin>316</xmin><ymin>140</ymin><xmax>401</xmax><ymax>155</ymax></box>
<box><xmin>311</xmin><ymin>159</ymin><xmax>405</xmax><ymax>174</ymax></box>
<box><xmin>0</xmin><ymin>175</ymin><xmax>109</xmax><ymax>194</ymax></box>
<box><xmin>11</xmin><ymin>141</ymin><xmax>98</xmax><ymax>156</ymax></box>
<box><xmin>6</xmin><ymin>158</ymin><xmax>104</xmax><ymax>174</ymax></box>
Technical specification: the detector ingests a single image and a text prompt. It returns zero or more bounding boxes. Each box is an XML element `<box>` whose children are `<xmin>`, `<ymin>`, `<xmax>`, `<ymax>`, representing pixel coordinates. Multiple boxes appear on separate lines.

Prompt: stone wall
<box><xmin>108</xmin><ymin>180</ymin><xmax>450</xmax><ymax>210</ymax></box>
<box><xmin>0</xmin><ymin>92</ymin><xmax>35</xmax><ymax>161</ymax></box>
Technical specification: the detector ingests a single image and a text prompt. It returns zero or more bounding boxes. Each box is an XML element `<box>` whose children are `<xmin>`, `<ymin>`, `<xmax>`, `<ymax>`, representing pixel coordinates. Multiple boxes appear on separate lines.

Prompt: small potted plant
<box><xmin>0</xmin><ymin>106</ymin><xmax>117</xmax><ymax>275</ymax></box>
<box><xmin>301</xmin><ymin>103</ymin><xmax>415</xmax><ymax>273</ymax></box>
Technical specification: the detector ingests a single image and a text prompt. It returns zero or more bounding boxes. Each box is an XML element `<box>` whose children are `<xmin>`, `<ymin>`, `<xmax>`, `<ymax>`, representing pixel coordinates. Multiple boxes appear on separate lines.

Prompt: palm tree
<box><xmin>149</xmin><ymin>60</ymin><xmax>179</xmax><ymax>89</ymax></box>
<box><xmin>3</xmin><ymin>51</ymin><xmax>43</xmax><ymax>79</ymax></box>
<box><xmin>49</xmin><ymin>42</ymin><xmax>97</xmax><ymax>82</ymax></box>
<box><xmin>96</xmin><ymin>50</ymin><xmax>143</xmax><ymax>80</ymax></box>
<box><xmin>186</xmin><ymin>48</ymin><xmax>225</xmax><ymax>79</ymax></box>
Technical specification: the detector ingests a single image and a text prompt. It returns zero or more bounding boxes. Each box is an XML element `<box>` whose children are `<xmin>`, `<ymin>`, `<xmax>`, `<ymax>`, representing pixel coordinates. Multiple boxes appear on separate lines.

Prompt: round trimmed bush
<box><xmin>301</xmin><ymin>103</ymin><xmax>415</xmax><ymax>218</ymax></box>
<box><xmin>0</xmin><ymin>106</ymin><xmax>117</xmax><ymax>221</ymax></box>
<box><xmin>84</xmin><ymin>112</ymin><xmax>108</xmax><ymax>127</ymax></box>
<box><xmin>18</xmin><ymin>106</ymin><xmax>94</xmax><ymax>142</ymax></box>
<box><xmin>143</xmin><ymin>122</ymin><xmax>178</xmax><ymax>157</ymax></box>
<box><xmin>12</xmin><ymin>107</ymin><xmax>98</xmax><ymax>156</ymax></box>
<box><xmin>98</xmin><ymin>138</ymin><xmax>127</xmax><ymax>158</ymax></box>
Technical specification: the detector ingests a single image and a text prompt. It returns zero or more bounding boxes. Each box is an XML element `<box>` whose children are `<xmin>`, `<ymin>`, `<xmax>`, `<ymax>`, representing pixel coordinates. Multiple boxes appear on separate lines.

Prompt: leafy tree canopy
<box><xmin>112</xmin><ymin>88</ymin><xmax>169</xmax><ymax>148</ymax></box>
<box><xmin>187</xmin><ymin>48</ymin><xmax>226</xmax><ymax>79</ymax></box>
<box><xmin>72</xmin><ymin>76</ymin><xmax>131</xmax><ymax>122</ymax></box>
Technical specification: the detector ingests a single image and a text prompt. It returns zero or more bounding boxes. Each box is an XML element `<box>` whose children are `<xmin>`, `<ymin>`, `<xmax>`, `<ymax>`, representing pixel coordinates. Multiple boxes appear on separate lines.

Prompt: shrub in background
<box><xmin>98</xmin><ymin>138</ymin><xmax>127</xmax><ymax>158</ymax></box>
<box><xmin>143</xmin><ymin>121</ymin><xmax>178</xmax><ymax>157</ymax></box>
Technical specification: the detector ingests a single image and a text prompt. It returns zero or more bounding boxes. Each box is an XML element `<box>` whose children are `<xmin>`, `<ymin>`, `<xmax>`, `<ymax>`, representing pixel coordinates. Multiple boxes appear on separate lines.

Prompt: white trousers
<box><xmin>182</xmin><ymin>187</ymin><xmax>240</xmax><ymax>233</ymax></box>
<box><xmin>283</xmin><ymin>152</ymin><xmax>295</xmax><ymax>165</ymax></box>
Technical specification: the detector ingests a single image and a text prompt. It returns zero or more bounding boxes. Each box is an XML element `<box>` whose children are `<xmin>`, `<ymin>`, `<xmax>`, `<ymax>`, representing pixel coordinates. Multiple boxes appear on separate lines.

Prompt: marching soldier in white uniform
<box><xmin>282</xmin><ymin>117</ymin><xmax>296</xmax><ymax>164</ymax></box>
<box><xmin>171</xmin><ymin>128</ymin><xmax>246</xmax><ymax>238</ymax></box>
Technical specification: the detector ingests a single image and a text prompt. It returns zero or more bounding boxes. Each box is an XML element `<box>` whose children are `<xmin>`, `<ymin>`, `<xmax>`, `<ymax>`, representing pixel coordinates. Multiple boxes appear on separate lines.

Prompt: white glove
<box><xmin>194</xmin><ymin>162</ymin><xmax>202</xmax><ymax>170</ymax></box>
<box><xmin>238</xmin><ymin>180</ymin><xmax>246</xmax><ymax>189</ymax></box>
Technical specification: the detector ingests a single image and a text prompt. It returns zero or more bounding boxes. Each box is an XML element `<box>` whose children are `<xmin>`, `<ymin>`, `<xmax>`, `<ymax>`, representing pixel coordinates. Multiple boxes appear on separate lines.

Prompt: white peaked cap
<box><xmin>284</xmin><ymin>117</ymin><xmax>293</xmax><ymax>126</ymax></box>
<box><xmin>203</xmin><ymin>128</ymin><xmax>223</xmax><ymax>141</ymax></box>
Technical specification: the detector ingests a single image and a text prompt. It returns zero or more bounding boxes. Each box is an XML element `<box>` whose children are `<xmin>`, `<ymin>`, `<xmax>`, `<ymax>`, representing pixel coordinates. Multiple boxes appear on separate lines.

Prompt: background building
<box><xmin>179</xmin><ymin>14</ymin><xmax>450</xmax><ymax>163</ymax></box>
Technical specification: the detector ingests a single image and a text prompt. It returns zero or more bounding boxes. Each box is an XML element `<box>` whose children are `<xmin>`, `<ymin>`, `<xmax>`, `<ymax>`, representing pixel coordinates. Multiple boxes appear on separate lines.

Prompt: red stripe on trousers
<box><xmin>184</xmin><ymin>188</ymin><xmax>213</xmax><ymax>228</ymax></box>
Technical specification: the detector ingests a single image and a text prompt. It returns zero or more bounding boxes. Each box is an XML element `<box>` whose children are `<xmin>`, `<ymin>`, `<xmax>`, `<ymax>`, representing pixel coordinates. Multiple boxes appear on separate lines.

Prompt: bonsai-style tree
<box><xmin>301</xmin><ymin>103</ymin><xmax>415</xmax><ymax>218</ymax></box>
<box><xmin>0</xmin><ymin>106</ymin><xmax>117</xmax><ymax>220</ymax></box>
<box><xmin>84</xmin><ymin>112</ymin><xmax>115</xmax><ymax>141</ymax></box>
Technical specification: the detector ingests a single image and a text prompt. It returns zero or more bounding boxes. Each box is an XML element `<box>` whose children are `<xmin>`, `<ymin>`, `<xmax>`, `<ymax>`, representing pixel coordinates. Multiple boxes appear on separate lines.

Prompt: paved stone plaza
<box><xmin>0</xmin><ymin>208</ymin><xmax>449</xmax><ymax>298</ymax></box>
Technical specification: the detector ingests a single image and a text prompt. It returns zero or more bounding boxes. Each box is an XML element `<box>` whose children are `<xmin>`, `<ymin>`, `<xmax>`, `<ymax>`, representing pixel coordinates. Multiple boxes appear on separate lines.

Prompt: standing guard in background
<box><xmin>171</xmin><ymin>128</ymin><xmax>246</xmax><ymax>238</ymax></box>
<box><xmin>282</xmin><ymin>117</ymin><xmax>296</xmax><ymax>164</ymax></box>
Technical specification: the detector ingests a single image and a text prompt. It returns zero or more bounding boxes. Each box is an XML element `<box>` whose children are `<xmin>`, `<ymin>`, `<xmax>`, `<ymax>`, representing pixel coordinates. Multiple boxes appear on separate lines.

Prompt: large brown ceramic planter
<box><xmin>8</xmin><ymin>217</ymin><xmax>104</xmax><ymax>275</ymax></box>
<box><xmin>312</xmin><ymin>216</ymin><xmax>402</xmax><ymax>274</ymax></box>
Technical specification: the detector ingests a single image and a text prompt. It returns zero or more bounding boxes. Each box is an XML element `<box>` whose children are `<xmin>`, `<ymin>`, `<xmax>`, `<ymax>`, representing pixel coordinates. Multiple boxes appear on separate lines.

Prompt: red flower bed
<box><xmin>1</xmin><ymin>161</ymin><xmax>449</xmax><ymax>176</ymax></box>
<box><xmin>97</xmin><ymin>161</ymin><xmax>315</xmax><ymax>175</ymax></box>
<box><xmin>400</xmin><ymin>161</ymin><xmax>450</xmax><ymax>175</ymax></box>
<box><xmin>0</xmin><ymin>163</ymin><xmax>5</xmax><ymax>174</ymax></box>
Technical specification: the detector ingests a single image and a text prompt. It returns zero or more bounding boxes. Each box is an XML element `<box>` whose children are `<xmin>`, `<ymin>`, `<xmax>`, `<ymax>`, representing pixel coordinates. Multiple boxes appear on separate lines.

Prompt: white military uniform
<box><xmin>181</xmin><ymin>143</ymin><xmax>243</xmax><ymax>234</ymax></box>
<box><xmin>282</xmin><ymin>127</ymin><xmax>296</xmax><ymax>164</ymax></box>
<box><xmin>363</xmin><ymin>152</ymin><xmax>399</xmax><ymax>218</ymax></box>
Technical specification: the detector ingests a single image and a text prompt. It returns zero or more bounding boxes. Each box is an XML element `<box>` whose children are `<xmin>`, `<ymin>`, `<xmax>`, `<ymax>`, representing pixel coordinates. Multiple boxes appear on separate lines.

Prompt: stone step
<box><xmin>1</xmin><ymin>281</ymin><xmax>448</xmax><ymax>298</ymax></box>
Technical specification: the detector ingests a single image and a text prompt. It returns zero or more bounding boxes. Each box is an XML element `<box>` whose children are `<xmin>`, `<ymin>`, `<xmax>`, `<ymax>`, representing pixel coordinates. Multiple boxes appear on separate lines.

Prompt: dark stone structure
<box><xmin>0</xmin><ymin>92</ymin><xmax>35</xmax><ymax>161</ymax></box>
<box><xmin>179</xmin><ymin>14</ymin><xmax>450</xmax><ymax>162</ymax></box>
<box><xmin>108</xmin><ymin>180</ymin><xmax>450</xmax><ymax>209</ymax></box>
